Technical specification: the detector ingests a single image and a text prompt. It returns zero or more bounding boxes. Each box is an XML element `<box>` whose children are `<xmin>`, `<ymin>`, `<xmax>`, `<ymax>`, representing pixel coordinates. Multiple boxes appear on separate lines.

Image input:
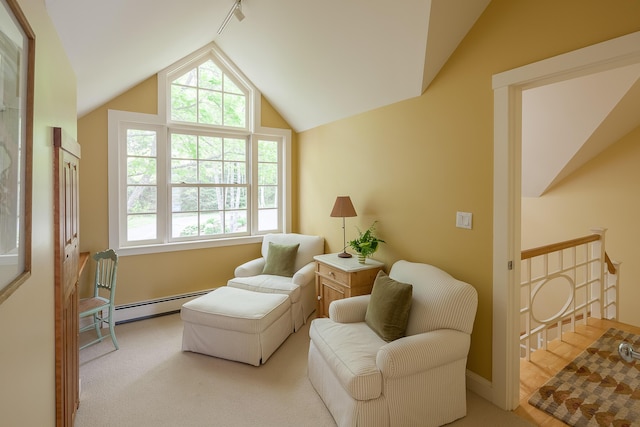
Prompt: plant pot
<box><xmin>357</xmin><ymin>253</ymin><xmax>366</xmax><ymax>264</ymax></box>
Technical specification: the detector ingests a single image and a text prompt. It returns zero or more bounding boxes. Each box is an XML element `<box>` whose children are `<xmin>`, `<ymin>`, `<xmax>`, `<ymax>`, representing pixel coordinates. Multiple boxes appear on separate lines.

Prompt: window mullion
<box><xmin>250</xmin><ymin>135</ymin><xmax>258</xmax><ymax>233</ymax></box>
<box><xmin>157</xmin><ymin>128</ymin><xmax>169</xmax><ymax>243</ymax></box>
<box><xmin>118</xmin><ymin>123</ymin><xmax>130</xmax><ymax>246</ymax></box>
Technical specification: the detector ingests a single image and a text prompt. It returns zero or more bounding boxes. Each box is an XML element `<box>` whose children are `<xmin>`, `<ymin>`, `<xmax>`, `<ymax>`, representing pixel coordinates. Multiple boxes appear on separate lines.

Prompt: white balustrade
<box><xmin>519</xmin><ymin>228</ymin><xmax>619</xmax><ymax>360</ymax></box>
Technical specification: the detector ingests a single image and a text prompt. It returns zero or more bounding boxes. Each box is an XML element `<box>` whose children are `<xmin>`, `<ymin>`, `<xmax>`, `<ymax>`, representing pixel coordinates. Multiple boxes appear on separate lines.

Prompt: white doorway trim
<box><xmin>491</xmin><ymin>30</ymin><xmax>640</xmax><ymax>410</ymax></box>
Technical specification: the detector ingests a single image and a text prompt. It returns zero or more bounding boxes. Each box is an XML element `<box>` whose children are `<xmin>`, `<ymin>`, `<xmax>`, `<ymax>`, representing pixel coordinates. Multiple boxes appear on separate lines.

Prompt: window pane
<box><xmin>224</xmin><ymin>162</ymin><xmax>246</xmax><ymax>184</ymax></box>
<box><xmin>258</xmin><ymin>140</ymin><xmax>277</xmax><ymax>162</ymax></box>
<box><xmin>172</xmin><ymin>187</ymin><xmax>198</xmax><ymax>212</ymax></box>
<box><xmin>171</xmin><ymin>134</ymin><xmax>197</xmax><ymax>159</ymax></box>
<box><xmin>127</xmin><ymin>130</ymin><xmax>156</xmax><ymax>156</ymax></box>
<box><xmin>172</xmin><ymin>69</ymin><xmax>197</xmax><ymax>87</ymax></box>
<box><xmin>127</xmin><ymin>157</ymin><xmax>156</xmax><ymax>185</ymax></box>
<box><xmin>127</xmin><ymin>214</ymin><xmax>157</xmax><ymax>241</ymax></box>
<box><xmin>224</xmin><ymin>74</ymin><xmax>243</xmax><ymax>95</ymax></box>
<box><xmin>171</xmin><ymin>159</ymin><xmax>197</xmax><ymax>183</ymax></box>
<box><xmin>198</xmin><ymin>89</ymin><xmax>222</xmax><ymax>125</ymax></box>
<box><xmin>200</xmin><ymin>187</ymin><xmax>222</xmax><ymax>210</ymax></box>
<box><xmin>258</xmin><ymin>186</ymin><xmax>277</xmax><ymax>208</ymax></box>
<box><xmin>127</xmin><ymin>186</ymin><xmax>156</xmax><ymax>213</ymax></box>
<box><xmin>223</xmin><ymin>93</ymin><xmax>246</xmax><ymax>128</ymax></box>
<box><xmin>225</xmin><ymin>187</ymin><xmax>247</xmax><ymax>209</ymax></box>
<box><xmin>173</xmin><ymin>212</ymin><xmax>198</xmax><ymax>238</ymax></box>
<box><xmin>258</xmin><ymin>209</ymin><xmax>278</xmax><ymax>232</ymax></box>
<box><xmin>199</xmin><ymin>136</ymin><xmax>222</xmax><ymax>160</ymax></box>
<box><xmin>200</xmin><ymin>212</ymin><xmax>222</xmax><ymax>236</ymax></box>
<box><xmin>224</xmin><ymin>138</ymin><xmax>246</xmax><ymax>161</ymax></box>
<box><xmin>258</xmin><ymin>163</ymin><xmax>277</xmax><ymax>185</ymax></box>
<box><xmin>225</xmin><ymin>210</ymin><xmax>247</xmax><ymax>233</ymax></box>
<box><xmin>171</xmin><ymin>85</ymin><xmax>197</xmax><ymax>122</ymax></box>
<box><xmin>199</xmin><ymin>160</ymin><xmax>222</xmax><ymax>183</ymax></box>
<box><xmin>199</xmin><ymin>60</ymin><xmax>223</xmax><ymax>91</ymax></box>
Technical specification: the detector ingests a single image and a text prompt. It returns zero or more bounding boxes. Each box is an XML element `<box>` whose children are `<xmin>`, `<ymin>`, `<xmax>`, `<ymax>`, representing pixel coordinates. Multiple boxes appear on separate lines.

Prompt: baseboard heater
<box><xmin>114</xmin><ymin>288</ymin><xmax>217</xmax><ymax>324</ymax></box>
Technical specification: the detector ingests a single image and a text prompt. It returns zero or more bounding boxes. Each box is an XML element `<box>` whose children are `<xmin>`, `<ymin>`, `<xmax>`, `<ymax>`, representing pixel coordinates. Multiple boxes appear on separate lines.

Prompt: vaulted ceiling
<box><xmin>44</xmin><ymin>0</ymin><xmax>640</xmax><ymax>197</ymax></box>
<box><xmin>45</xmin><ymin>0</ymin><xmax>490</xmax><ymax>131</ymax></box>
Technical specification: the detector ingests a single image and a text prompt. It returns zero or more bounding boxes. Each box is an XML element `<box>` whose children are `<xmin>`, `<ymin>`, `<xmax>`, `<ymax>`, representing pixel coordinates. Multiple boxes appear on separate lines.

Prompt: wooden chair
<box><xmin>79</xmin><ymin>249</ymin><xmax>119</xmax><ymax>350</ymax></box>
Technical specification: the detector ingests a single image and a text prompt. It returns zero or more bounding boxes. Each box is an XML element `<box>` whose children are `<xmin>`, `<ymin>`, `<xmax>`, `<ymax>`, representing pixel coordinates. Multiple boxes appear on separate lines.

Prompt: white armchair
<box><xmin>227</xmin><ymin>233</ymin><xmax>324</xmax><ymax>331</ymax></box>
<box><xmin>307</xmin><ymin>260</ymin><xmax>478</xmax><ymax>427</ymax></box>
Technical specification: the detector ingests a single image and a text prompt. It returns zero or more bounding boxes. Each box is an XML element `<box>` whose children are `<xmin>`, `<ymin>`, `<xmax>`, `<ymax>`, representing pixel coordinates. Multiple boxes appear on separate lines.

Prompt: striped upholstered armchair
<box><xmin>308</xmin><ymin>260</ymin><xmax>478</xmax><ymax>427</ymax></box>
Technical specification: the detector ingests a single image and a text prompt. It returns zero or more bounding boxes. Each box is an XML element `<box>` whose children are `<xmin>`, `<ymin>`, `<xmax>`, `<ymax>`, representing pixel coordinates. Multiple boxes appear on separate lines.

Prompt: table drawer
<box><xmin>317</xmin><ymin>263</ymin><xmax>349</xmax><ymax>285</ymax></box>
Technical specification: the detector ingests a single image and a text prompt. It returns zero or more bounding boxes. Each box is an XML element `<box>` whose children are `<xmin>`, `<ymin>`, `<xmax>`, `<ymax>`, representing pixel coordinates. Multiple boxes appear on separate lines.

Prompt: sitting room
<box><xmin>1</xmin><ymin>1</ymin><xmax>640</xmax><ymax>426</ymax></box>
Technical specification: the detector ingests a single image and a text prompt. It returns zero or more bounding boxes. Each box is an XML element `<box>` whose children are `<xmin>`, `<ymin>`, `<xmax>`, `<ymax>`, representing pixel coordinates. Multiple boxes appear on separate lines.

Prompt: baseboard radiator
<box><xmin>114</xmin><ymin>288</ymin><xmax>217</xmax><ymax>324</ymax></box>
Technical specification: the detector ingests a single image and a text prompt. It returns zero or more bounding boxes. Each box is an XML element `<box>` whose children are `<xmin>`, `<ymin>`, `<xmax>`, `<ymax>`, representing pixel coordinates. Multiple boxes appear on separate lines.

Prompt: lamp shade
<box><xmin>330</xmin><ymin>196</ymin><xmax>357</xmax><ymax>218</ymax></box>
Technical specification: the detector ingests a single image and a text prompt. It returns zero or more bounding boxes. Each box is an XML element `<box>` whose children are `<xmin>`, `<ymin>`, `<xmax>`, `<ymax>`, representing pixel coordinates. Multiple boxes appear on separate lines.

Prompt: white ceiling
<box><xmin>44</xmin><ymin>0</ymin><xmax>490</xmax><ymax>132</ymax></box>
<box><xmin>44</xmin><ymin>0</ymin><xmax>640</xmax><ymax>197</ymax></box>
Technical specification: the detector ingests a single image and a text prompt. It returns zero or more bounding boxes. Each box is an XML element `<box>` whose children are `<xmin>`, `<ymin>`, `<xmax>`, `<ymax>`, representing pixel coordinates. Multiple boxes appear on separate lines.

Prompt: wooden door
<box><xmin>54</xmin><ymin>127</ymin><xmax>81</xmax><ymax>427</ymax></box>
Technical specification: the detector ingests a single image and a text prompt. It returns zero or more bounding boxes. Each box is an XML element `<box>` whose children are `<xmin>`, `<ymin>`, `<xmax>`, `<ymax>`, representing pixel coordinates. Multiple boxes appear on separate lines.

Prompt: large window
<box><xmin>108</xmin><ymin>44</ymin><xmax>291</xmax><ymax>255</ymax></box>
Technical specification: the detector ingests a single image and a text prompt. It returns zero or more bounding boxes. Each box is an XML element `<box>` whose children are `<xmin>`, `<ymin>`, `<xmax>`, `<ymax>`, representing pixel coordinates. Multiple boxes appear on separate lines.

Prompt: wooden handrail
<box><xmin>605</xmin><ymin>252</ymin><xmax>616</xmax><ymax>275</ymax></box>
<box><xmin>520</xmin><ymin>233</ymin><xmax>616</xmax><ymax>274</ymax></box>
<box><xmin>521</xmin><ymin>234</ymin><xmax>600</xmax><ymax>260</ymax></box>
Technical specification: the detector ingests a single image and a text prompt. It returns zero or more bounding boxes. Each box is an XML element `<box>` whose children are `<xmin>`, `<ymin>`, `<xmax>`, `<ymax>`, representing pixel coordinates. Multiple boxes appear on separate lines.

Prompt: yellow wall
<box><xmin>0</xmin><ymin>1</ymin><xmax>77</xmax><ymax>425</ymax></box>
<box><xmin>77</xmin><ymin>74</ymin><xmax>296</xmax><ymax>303</ymax></box>
<box><xmin>297</xmin><ymin>0</ymin><xmax>640</xmax><ymax>381</ymax></box>
<box><xmin>522</xmin><ymin>125</ymin><xmax>640</xmax><ymax>325</ymax></box>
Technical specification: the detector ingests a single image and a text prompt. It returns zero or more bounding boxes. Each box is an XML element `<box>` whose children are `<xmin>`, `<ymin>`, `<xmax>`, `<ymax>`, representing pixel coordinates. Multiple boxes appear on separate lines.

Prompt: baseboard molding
<box><xmin>466</xmin><ymin>369</ymin><xmax>493</xmax><ymax>402</ymax></box>
<box><xmin>114</xmin><ymin>288</ymin><xmax>218</xmax><ymax>324</ymax></box>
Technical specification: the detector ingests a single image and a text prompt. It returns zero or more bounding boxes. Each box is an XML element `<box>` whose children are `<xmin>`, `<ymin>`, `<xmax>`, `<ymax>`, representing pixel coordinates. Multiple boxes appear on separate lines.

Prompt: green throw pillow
<box><xmin>365</xmin><ymin>271</ymin><xmax>413</xmax><ymax>342</ymax></box>
<box><xmin>262</xmin><ymin>242</ymin><xmax>300</xmax><ymax>277</ymax></box>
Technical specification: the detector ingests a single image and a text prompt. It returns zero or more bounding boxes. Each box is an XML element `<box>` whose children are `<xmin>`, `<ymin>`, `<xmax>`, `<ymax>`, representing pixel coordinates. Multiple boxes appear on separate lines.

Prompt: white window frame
<box><xmin>107</xmin><ymin>43</ymin><xmax>291</xmax><ymax>256</ymax></box>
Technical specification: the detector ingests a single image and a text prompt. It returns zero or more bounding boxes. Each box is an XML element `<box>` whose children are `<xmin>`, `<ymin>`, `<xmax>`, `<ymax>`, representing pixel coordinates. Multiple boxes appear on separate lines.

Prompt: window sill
<box><xmin>114</xmin><ymin>235</ymin><xmax>264</xmax><ymax>257</ymax></box>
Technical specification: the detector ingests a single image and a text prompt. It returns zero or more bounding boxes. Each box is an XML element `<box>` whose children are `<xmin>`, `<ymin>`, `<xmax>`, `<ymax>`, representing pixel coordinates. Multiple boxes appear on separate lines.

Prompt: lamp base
<box><xmin>338</xmin><ymin>251</ymin><xmax>352</xmax><ymax>258</ymax></box>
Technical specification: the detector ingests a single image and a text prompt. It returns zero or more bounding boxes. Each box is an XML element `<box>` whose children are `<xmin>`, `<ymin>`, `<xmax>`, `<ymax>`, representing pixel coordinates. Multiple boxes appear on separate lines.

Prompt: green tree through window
<box><xmin>170</xmin><ymin>60</ymin><xmax>246</xmax><ymax>128</ymax></box>
<box><xmin>110</xmin><ymin>44</ymin><xmax>289</xmax><ymax>254</ymax></box>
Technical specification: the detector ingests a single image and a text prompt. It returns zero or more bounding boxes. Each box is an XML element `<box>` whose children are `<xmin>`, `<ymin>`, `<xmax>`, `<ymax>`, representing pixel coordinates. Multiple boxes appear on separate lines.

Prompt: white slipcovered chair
<box><xmin>227</xmin><ymin>233</ymin><xmax>324</xmax><ymax>332</ymax></box>
<box><xmin>308</xmin><ymin>260</ymin><xmax>478</xmax><ymax>427</ymax></box>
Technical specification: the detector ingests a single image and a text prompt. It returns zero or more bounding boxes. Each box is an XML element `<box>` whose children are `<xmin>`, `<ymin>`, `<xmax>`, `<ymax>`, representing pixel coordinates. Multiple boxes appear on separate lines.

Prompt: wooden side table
<box><xmin>314</xmin><ymin>254</ymin><xmax>384</xmax><ymax>318</ymax></box>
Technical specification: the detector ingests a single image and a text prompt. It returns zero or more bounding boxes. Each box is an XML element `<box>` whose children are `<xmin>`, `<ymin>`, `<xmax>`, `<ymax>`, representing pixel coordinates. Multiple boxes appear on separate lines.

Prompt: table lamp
<box><xmin>330</xmin><ymin>196</ymin><xmax>357</xmax><ymax>258</ymax></box>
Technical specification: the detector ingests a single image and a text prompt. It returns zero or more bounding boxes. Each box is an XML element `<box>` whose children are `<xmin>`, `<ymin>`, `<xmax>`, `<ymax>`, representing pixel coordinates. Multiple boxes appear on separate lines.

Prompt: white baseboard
<box><xmin>466</xmin><ymin>369</ymin><xmax>493</xmax><ymax>402</ymax></box>
<box><xmin>114</xmin><ymin>288</ymin><xmax>217</xmax><ymax>323</ymax></box>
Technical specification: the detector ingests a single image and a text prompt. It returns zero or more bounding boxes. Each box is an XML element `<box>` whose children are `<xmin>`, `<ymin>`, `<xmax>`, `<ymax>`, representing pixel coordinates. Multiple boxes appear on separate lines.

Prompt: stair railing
<box><xmin>519</xmin><ymin>227</ymin><xmax>619</xmax><ymax>360</ymax></box>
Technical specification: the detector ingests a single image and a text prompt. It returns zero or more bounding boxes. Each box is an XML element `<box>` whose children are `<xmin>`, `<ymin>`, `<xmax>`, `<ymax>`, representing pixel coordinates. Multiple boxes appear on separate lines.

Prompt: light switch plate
<box><xmin>456</xmin><ymin>211</ymin><xmax>472</xmax><ymax>229</ymax></box>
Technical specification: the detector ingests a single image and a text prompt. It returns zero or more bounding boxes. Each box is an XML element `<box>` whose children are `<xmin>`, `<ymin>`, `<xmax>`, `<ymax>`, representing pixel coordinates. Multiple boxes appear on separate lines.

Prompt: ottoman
<box><xmin>181</xmin><ymin>286</ymin><xmax>292</xmax><ymax>366</ymax></box>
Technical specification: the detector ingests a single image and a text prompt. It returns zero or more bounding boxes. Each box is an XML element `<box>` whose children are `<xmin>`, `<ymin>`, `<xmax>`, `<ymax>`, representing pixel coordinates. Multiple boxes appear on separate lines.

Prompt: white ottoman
<box><xmin>181</xmin><ymin>287</ymin><xmax>292</xmax><ymax>366</ymax></box>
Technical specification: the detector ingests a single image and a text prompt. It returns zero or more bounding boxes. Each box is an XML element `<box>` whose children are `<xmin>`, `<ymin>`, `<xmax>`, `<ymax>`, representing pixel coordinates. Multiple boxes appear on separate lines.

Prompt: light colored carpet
<box><xmin>77</xmin><ymin>313</ymin><xmax>534</xmax><ymax>427</ymax></box>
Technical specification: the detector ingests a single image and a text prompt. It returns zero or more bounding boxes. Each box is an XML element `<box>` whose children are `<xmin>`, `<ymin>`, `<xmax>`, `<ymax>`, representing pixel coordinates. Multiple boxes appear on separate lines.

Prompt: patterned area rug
<box><xmin>528</xmin><ymin>328</ymin><xmax>640</xmax><ymax>426</ymax></box>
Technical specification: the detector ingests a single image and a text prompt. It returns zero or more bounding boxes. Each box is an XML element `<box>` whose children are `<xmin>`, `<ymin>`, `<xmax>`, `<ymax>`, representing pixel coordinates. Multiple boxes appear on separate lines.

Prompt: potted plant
<box><xmin>348</xmin><ymin>221</ymin><xmax>385</xmax><ymax>264</ymax></box>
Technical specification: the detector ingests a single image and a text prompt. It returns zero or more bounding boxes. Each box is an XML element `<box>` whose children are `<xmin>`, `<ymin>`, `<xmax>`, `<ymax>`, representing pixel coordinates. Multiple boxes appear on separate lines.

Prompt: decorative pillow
<box><xmin>261</xmin><ymin>242</ymin><xmax>300</xmax><ymax>277</ymax></box>
<box><xmin>365</xmin><ymin>270</ymin><xmax>413</xmax><ymax>342</ymax></box>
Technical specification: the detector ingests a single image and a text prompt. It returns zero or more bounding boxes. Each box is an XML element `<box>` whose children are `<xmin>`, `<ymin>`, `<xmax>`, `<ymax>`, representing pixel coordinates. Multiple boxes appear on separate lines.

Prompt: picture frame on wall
<box><xmin>0</xmin><ymin>0</ymin><xmax>34</xmax><ymax>304</ymax></box>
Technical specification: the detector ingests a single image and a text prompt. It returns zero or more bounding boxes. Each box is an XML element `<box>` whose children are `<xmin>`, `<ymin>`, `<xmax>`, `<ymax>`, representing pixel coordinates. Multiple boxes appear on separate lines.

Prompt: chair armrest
<box><xmin>376</xmin><ymin>329</ymin><xmax>470</xmax><ymax>378</ymax></box>
<box><xmin>234</xmin><ymin>258</ymin><xmax>265</xmax><ymax>277</ymax></box>
<box><xmin>292</xmin><ymin>262</ymin><xmax>316</xmax><ymax>286</ymax></box>
<box><xmin>329</xmin><ymin>295</ymin><xmax>371</xmax><ymax>323</ymax></box>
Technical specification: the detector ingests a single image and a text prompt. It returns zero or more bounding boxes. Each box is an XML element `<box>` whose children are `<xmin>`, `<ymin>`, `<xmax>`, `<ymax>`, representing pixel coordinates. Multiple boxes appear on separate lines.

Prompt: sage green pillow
<box><xmin>262</xmin><ymin>242</ymin><xmax>300</xmax><ymax>277</ymax></box>
<box><xmin>365</xmin><ymin>271</ymin><xmax>413</xmax><ymax>342</ymax></box>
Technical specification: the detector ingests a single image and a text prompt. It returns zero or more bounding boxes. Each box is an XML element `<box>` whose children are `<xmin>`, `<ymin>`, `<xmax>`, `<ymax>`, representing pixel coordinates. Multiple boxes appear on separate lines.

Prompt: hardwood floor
<box><xmin>514</xmin><ymin>318</ymin><xmax>640</xmax><ymax>426</ymax></box>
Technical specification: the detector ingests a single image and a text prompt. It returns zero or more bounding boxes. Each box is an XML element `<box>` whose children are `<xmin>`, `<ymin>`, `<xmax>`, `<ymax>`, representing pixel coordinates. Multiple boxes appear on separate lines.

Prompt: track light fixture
<box><xmin>217</xmin><ymin>0</ymin><xmax>244</xmax><ymax>35</ymax></box>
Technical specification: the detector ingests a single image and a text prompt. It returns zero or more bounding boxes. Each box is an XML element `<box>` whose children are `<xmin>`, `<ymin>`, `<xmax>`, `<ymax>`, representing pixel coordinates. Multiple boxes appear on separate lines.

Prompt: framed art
<box><xmin>0</xmin><ymin>0</ymin><xmax>34</xmax><ymax>304</ymax></box>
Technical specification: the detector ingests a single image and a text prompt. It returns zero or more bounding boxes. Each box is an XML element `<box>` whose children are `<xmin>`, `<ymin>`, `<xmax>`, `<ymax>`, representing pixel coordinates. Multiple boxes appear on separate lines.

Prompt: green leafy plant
<box><xmin>348</xmin><ymin>221</ymin><xmax>385</xmax><ymax>258</ymax></box>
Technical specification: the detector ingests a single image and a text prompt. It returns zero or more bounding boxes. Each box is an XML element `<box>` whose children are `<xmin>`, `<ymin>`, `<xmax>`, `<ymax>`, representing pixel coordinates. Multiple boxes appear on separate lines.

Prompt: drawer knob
<box><xmin>317</xmin><ymin>296</ymin><xmax>321</xmax><ymax>301</ymax></box>
<box><xmin>329</xmin><ymin>271</ymin><xmax>335</xmax><ymax>277</ymax></box>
